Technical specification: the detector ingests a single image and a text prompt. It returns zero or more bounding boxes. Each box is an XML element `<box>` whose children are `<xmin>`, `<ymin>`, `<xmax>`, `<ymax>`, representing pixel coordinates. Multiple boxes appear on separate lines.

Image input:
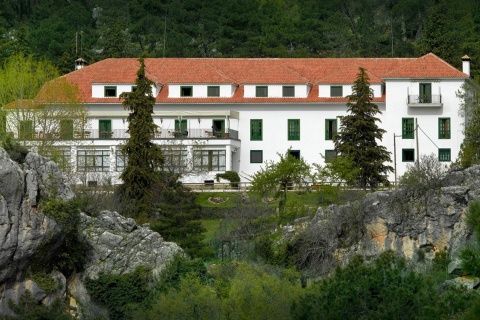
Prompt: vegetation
<box><xmin>118</xmin><ymin>58</ymin><xmax>164</xmax><ymax>219</ymax></box>
<box><xmin>333</xmin><ymin>67</ymin><xmax>393</xmax><ymax>190</ymax></box>
<box><xmin>459</xmin><ymin>200</ymin><xmax>480</xmax><ymax>277</ymax></box>
<box><xmin>456</xmin><ymin>81</ymin><xmax>480</xmax><ymax>168</ymax></box>
<box><xmin>250</xmin><ymin>149</ymin><xmax>311</xmax><ymax>204</ymax></box>
<box><xmin>2</xmin><ymin>0</ymin><xmax>480</xmax><ymax>78</ymax></box>
<box><xmin>399</xmin><ymin>153</ymin><xmax>447</xmax><ymax>194</ymax></box>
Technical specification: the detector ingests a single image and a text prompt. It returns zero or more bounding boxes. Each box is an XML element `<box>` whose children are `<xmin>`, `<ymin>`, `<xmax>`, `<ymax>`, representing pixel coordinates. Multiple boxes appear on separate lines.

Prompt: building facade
<box><xmin>6</xmin><ymin>53</ymin><xmax>472</xmax><ymax>185</ymax></box>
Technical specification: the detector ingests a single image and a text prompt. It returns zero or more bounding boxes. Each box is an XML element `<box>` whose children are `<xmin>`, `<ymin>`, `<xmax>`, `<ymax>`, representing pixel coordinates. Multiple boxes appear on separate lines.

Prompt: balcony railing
<box><xmin>407</xmin><ymin>94</ymin><xmax>442</xmax><ymax>106</ymax></box>
<box><xmin>12</xmin><ymin>128</ymin><xmax>240</xmax><ymax>140</ymax></box>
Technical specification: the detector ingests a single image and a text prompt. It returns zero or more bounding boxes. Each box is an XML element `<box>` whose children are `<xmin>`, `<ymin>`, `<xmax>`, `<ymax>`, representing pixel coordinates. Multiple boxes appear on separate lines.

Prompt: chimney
<box><xmin>462</xmin><ymin>55</ymin><xmax>470</xmax><ymax>77</ymax></box>
<box><xmin>75</xmin><ymin>57</ymin><xmax>88</xmax><ymax>70</ymax></box>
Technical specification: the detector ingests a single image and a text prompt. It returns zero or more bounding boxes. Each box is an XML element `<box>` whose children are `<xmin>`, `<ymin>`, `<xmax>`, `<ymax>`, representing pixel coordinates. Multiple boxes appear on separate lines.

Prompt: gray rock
<box><xmin>445</xmin><ymin>276</ymin><xmax>480</xmax><ymax>290</ymax></box>
<box><xmin>81</xmin><ymin>211</ymin><xmax>183</xmax><ymax>280</ymax></box>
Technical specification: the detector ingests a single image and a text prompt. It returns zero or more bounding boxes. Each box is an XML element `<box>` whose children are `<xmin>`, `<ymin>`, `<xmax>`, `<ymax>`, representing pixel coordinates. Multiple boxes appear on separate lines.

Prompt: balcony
<box><xmin>11</xmin><ymin>128</ymin><xmax>240</xmax><ymax>141</ymax></box>
<box><xmin>407</xmin><ymin>94</ymin><xmax>442</xmax><ymax>107</ymax></box>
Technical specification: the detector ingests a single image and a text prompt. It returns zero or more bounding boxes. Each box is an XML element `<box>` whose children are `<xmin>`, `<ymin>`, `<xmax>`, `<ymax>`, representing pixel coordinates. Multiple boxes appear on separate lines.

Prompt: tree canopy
<box><xmin>2</xmin><ymin>0</ymin><xmax>480</xmax><ymax>76</ymax></box>
<box><xmin>333</xmin><ymin>67</ymin><xmax>392</xmax><ymax>190</ymax></box>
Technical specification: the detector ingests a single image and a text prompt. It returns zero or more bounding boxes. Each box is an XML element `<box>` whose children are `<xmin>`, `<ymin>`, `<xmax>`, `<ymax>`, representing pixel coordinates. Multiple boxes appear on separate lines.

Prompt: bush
<box><xmin>216</xmin><ymin>171</ymin><xmax>240</xmax><ymax>188</ymax></box>
<box><xmin>466</xmin><ymin>200</ymin><xmax>480</xmax><ymax>242</ymax></box>
<box><xmin>399</xmin><ymin>153</ymin><xmax>446</xmax><ymax>195</ymax></box>
<box><xmin>0</xmin><ymin>134</ymin><xmax>29</xmax><ymax>163</ymax></box>
<box><xmin>8</xmin><ymin>291</ymin><xmax>72</xmax><ymax>320</ymax></box>
<box><xmin>85</xmin><ymin>266</ymin><xmax>152</xmax><ymax>320</ymax></box>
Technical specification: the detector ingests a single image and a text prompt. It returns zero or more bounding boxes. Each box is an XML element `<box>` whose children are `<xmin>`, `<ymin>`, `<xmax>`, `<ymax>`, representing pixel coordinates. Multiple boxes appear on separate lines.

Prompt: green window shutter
<box><xmin>175</xmin><ymin>119</ymin><xmax>187</xmax><ymax>131</ymax></box>
<box><xmin>288</xmin><ymin>119</ymin><xmax>300</xmax><ymax>140</ymax></box>
<box><xmin>439</xmin><ymin>118</ymin><xmax>450</xmax><ymax>139</ymax></box>
<box><xmin>99</xmin><ymin>120</ymin><xmax>112</xmax><ymax>139</ymax></box>
<box><xmin>332</xmin><ymin>119</ymin><xmax>337</xmax><ymax>139</ymax></box>
<box><xmin>439</xmin><ymin>149</ymin><xmax>451</xmax><ymax>162</ymax></box>
<box><xmin>402</xmin><ymin>118</ymin><xmax>414</xmax><ymax>139</ymax></box>
<box><xmin>60</xmin><ymin>120</ymin><xmax>74</xmax><ymax>139</ymax></box>
<box><xmin>251</xmin><ymin>119</ymin><xmax>262</xmax><ymax>140</ymax></box>
<box><xmin>419</xmin><ymin>83</ymin><xmax>432</xmax><ymax>103</ymax></box>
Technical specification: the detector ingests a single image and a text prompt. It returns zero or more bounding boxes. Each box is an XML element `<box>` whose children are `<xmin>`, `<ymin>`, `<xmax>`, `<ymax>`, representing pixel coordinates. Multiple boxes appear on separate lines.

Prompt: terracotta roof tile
<box><xmin>52</xmin><ymin>55</ymin><xmax>465</xmax><ymax>104</ymax></box>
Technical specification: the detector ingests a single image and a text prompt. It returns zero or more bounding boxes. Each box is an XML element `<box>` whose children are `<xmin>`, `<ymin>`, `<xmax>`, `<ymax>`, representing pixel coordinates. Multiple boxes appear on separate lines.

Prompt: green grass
<box><xmin>200</xmin><ymin>219</ymin><xmax>222</xmax><ymax>243</ymax></box>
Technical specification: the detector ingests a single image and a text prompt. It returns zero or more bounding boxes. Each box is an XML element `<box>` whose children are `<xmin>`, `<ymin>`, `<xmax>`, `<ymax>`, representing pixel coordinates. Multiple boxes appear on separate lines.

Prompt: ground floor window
<box><xmin>193</xmin><ymin>150</ymin><xmax>226</xmax><ymax>171</ymax></box>
<box><xmin>41</xmin><ymin>147</ymin><xmax>72</xmax><ymax>171</ymax></box>
<box><xmin>77</xmin><ymin>149</ymin><xmax>110</xmax><ymax>172</ymax></box>
<box><xmin>402</xmin><ymin>149</ymin><xmax>415</xmax><ymax>162</ymax></box>
<box><xmin>162</xmin><ymin>147</ymin><xmax>189</xmax><ymax>172</ymax></box>
<box><xmin>439</xmin><ymin>148</ymin><xmax>451</xmax><ymax>162</ymax></box>
<box><xmin>250</xmin><ymin>150</ymin><xmax>263</xmax><ymax>163</ymax></box>
<box><xmin>115</xmin><ymin>149</ymin><xmax>127</xmax><ymax>171</ymax></box>
<box><xmin>324</xmin><ymin>150</ymin><xmax>337</xmax><ymax>163</ymax></box>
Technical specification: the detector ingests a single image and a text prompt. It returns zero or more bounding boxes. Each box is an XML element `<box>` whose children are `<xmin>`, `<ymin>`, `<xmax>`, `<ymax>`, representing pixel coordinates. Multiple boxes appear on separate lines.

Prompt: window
<box><xmin>439</xmin><ymin>149</ymin><xmax>451</xmax><ymax>162</ymax></box>
<box><xmin>193</xmin><ymin>150</ymin><xmax>226</xmax><ymax>171</ymax></box>
<box><xmin>180</xmin><ymin>86</ymin><xmax>193</xmax><ymax>97</ymax></box>
<box><xmin>250</xmin><ymin>119</ymin><xmax>262</xmax><ymax>141</ymax></box>
<box><xmin>116</xmin><ymin>150</ymin><xmax>127</xmax><ymax>171</ymax></box>
<box><xmin>288</xmin><ymin>119</ymin><xmax>300</xmax><ymax>140</ymax></box>
<box><xmin>131</xmin><ymin>86</ymin><xmax>138</xmax><ymax>92</ymax></box>
<box><xmin>104</xmin><ymin>86</ymin><xmax>117</xmax><ymax>97</ymax></box>
<box><xmin>42</xmin><ymin>148</ymin><xmax>71</xmax><ymax>171</ymax></box>
<box><xmin>402</xmin><ymin>118</ymin><xmax>414</xmax><ymax>139</ymax></box>
<box><xmin>439</xmin><ymin>118</ymin><xmax>450</xmax><ymax>139</ymax></box>
<box><xmin>207</xmin><ymin>86</ymin><xmax>220</xmax><ymax>97</ymax></box>
<box><xmin>162</xmin><ymin>147</ymin><xmax>188</xmax><ymax>173</ymax></box>
<box><xmin>250</xmin><ymin>150</ymin><xmax>263</xmax><ymax>163</ymax></box>
<box><xmin>60</xmin><ymin>119</ymin><xmax>74</xmax><ymax>139</ymax></box>
<box><xmin>18</xmin><ymin>120</ymin><xmax>33</xmax><ymax>140</ymax></box>
<box><xmin>402</xmin><ymin>149</ymin><xmax>415</xmax><ymax>162</ymax></box>
<box><xmin>99</xmin><ymin>119</ymin><xmax>112</xmax><ymax>139</ymax></box>
<box><xmin>330</xmin><ymin>86</ymin><xmax>343</xmax><ymax>97</ymax></box>
<box><xmin>174</xmin><ymin>119</ymin><xmax>188</xmax><ymax>137</ymax></box>
<box><xmin>77</xmin><ymin>149</ymin><xmax>110</xmax><ymax>172</ymax></box>
<box><xmin>212</xmin><ymin>119</ymin><xmax>225</xmax><ymax>137</ymax></box>
<box><xmin>419</xmin><ymin>83</ymin><xmax>432</xmax><ymax>103</ymax></box>
<box><xmin>325</xmin><ymin>150</ymin><xmax>337</xmax><ymax>163</ymax></box>
<box><xmin>289</xmin><ymin>150</ymin><xmax>300</xmax><ymax>159</ymax></box>
<box><xmin>282</xmin><ymin>86</ymin><xmax>295</xmax><ymax>97</ymax></box>
<box><xmin>256</xmin><ymin>86</ymin><xmax>268</xmax><ymax>97</ymax></box>
<box><xmin>325</xmin><ymin>119</ymin><xmax>337</xmax><ymax>140</ymax></box>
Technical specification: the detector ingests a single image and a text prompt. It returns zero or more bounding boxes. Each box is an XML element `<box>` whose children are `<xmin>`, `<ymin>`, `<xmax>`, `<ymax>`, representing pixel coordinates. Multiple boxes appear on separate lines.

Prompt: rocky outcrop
<box><xmin>309</xmin><ymin>165</ymin><xmax>480</xmax><ymax>267</ymax></box>
<box><xmin>0</xmin><ymin>149</ymin><xmax>182</xmax><ymax>318</ymax></box>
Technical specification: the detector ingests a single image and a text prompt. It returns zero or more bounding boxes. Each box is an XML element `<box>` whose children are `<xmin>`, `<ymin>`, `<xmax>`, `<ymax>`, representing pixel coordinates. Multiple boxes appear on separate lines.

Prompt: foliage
<box><xmin>151</xmin><ymin>172</ymin><xmax>214</xmax><ymax>259</ymax></box>
<box><xmin>215</xmin><ymin>170</ymin><xmax>240</xmax><ymax>187</ymax></box>
<box><xmin>399</xmin><ymin>153</ymin><xmax>447</xmax><ymax>195</ymax></box>
<box><xmin>456</xmin><ymin>82</ymin><xmax>480</xmax><ymax>168</ymax></box>
<box><xmin>154</xmin><ymin>255</ymin><xmax>208</xmax><ymax>294</ymax></box>
<box><xmin>118</xmin><ymin>58</ymin><xmax>164</xmax><ymax>219</ymax></box>
<box><xmin>250</xmin><ymin>149</ymin><xmax>311</xmax><ymax>203</ymax></box>
<box><xmin>7</xmin><ymin>291</ymin><xmax>72</xmax><ymax>320</ymax></box>
<box><xmin>459</xmin><ymin>200</ymin><xmax>480</xmax><ymax>276</ymax></box>
<box><xmin>313</xmin><ymin>155</ymin><xmax>360</xmax><ymax>187</ymax></box>
<box><xmin>278</xmin><ymin>198</ymin><xmax>314</xmax><ymax>224</ymax></box>
<box><xmin>333</xmin><ymin>67</ymin><xmax>392</xmax><ymax>190</ymax></box>
<box><xmin>85</xmin><ymin>266</ymin><xmax>152</xmax><ymax>320</ymax></box>
<box><xmin>35</xmin><ymin>198</ymin><xmax>88</xmax><ymax>276</ymax></box>
<box><xmin>466</xmin><ymin>200</ymin><xmax>480</xmax><ymax>242</ymax></box>
<box><xmin>292</xmin><ymin>251</ymin><xmax>477</xmax><ymax>320</ymax></box>
<box><xmin>0</xmin><ymin>133</ymin><xmax>29</xmax><ymax>163</ymax></box>
<box><xmin>30</xmin><ymin>272</ymin><xmax>59</xmax><ymax>294</ymax></box>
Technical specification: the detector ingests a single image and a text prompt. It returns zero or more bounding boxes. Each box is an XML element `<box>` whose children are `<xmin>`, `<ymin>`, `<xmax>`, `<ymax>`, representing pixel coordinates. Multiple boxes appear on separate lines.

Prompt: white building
<box><xmin>6</xmin><ymin>53</ymin><xmax>472</xmax><ymax>185</ymax></box>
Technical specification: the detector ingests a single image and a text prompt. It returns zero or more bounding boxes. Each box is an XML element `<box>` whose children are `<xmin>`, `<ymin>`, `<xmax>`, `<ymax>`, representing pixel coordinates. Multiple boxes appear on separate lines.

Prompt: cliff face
<box><xmin>0</xmin><ymin>149</ymin><xmax>182</xmax><ymax>318</ymax></box>
<box><xmin>311</xmin><ymin>166</ymin><xmax>480</xmax><ymax>267</ymax></box>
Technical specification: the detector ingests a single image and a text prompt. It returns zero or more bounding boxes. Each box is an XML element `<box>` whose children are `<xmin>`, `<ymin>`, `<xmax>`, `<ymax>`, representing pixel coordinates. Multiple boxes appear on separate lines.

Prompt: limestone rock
<box><xmin>80</xmin><ymin>210</ymin><xmax>183</xmax><ymax>279</ymax></box>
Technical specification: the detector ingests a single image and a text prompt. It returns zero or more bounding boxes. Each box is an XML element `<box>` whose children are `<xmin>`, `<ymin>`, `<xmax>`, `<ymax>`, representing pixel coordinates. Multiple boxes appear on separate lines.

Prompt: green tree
<box><xmin>250</xmin><ymin>149</ymin><xmax>311</xmax><ymax>204</ymax></box>
<box><xmin>118</xmin><ymin>58</ymin><xmax>163</xmax><ymax>219</ymax></box>
<box><xmin>333</xmin><ymin>67</ymin><xmax>392</xmax><ymax>190</ymax></box>
<box><xmin>456</xmin><ymin>82</ymin><xmax>480</xmax><ymax>168</ymax></box>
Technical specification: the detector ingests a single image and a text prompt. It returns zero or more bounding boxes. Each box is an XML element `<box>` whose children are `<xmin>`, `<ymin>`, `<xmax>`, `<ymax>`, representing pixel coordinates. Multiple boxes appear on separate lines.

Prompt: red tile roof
<box><xmin>47</xmin><ymin>54</ymin><xmax>467</xmax><ymax>104</ymax></box>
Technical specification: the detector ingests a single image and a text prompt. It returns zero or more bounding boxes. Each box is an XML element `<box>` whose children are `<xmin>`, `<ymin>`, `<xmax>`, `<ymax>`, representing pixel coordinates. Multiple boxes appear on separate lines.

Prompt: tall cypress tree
<box><xmin>119</xmin><ymin>58</ymin><xmax>163</xmax><ymax>218</ymax></box>
<box><xmin>333</xmin><ymin>67</ymin><xmax>392</xmax><ymax>190</ymax></box>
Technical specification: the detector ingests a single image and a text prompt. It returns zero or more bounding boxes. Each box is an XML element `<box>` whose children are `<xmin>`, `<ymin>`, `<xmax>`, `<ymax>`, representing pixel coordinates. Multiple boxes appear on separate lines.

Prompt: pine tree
<box><xmin>333</xmin><ymin>67</ymin><xmax>392</xmax><ymax>190</ymax></box>
<box><xmin>119</xmin><ymin>58</ymin><xmax>163</xmax><ymax>218</ymax></box>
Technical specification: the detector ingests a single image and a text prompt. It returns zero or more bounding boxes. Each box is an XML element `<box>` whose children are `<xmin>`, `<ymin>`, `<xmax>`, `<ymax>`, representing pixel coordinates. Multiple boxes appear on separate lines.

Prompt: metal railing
<box><xmin>11</xmin><ymin>128</ymin><xmax>240</xmax><ymax>140</ymax></box>
<box><xmin>408</xmin><ymin>94</ymin><xmax>442</xmax><ymax>104</ymax></box>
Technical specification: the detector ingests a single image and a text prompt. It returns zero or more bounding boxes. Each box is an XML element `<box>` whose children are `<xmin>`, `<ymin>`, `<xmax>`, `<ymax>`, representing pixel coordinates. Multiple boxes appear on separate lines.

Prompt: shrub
<box><xmin>216</xmin><ymin>171</ymin><xmax>240</xmax><ymax>188</ymax></box>
<box><xmin>0</xmin><ymin>134</ymin><xmax>29</xmax><ymax>163</ymax></box>
<box><xmin>466</xmin><ymin>200</ymin><xmax>480</xmax><ymax>242</ymax></box>
<box><xmin>399</xmin><ymin>153</ymin><xmax>446</xmax><ymax>195</ymax></box>
<box><xmin>85</xmin><ymin>266</ymin><xmax>152</xmax><ymax>320</ymax></box>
